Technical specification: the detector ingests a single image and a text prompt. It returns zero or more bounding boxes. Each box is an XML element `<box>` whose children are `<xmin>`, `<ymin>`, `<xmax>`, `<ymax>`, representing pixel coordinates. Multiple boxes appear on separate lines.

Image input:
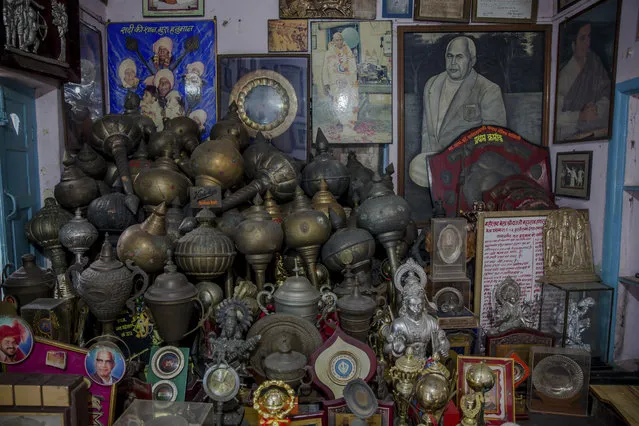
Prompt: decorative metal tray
<box><xmin>531</xmin><ymin>354</ymin><xmax>583</xmax><ymax>399</ymax></box>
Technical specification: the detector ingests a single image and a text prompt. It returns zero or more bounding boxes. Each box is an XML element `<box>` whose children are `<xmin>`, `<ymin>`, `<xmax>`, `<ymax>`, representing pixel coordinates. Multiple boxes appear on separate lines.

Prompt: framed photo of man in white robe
<box><xmin>554</xmin><ymin>0</ymin><xmax>621</xmax><ymax>144</ymax></box>
<box><xmin>398</xmin><ymin>25</ymin><xmax>551</xmax><ymax>225</ymax></box>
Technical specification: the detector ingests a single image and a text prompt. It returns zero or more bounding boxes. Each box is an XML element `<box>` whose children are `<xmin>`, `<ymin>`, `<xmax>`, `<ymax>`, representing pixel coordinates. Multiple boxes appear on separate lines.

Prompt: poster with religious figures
<box><xmin>107</xmin><ymin>20</ymin><xmax>216</xmax><ymax>139</ymax></box>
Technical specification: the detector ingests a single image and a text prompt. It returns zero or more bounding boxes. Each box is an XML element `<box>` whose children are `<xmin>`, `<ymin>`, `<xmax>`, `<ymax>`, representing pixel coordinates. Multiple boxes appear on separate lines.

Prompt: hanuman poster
<box><xmin>107</xmin><ymin>20</ymin><xmax>216</xmax><ymax>138</ymax></box>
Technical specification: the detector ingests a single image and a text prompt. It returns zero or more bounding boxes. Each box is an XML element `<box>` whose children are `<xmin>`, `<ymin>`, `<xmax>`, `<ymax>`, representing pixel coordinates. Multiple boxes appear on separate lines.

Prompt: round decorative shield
<box><xmin>203</xmin><ymin>363</ymin><xmax>241</xmax><ymax>402</ymax></box>
<box><xmin>344</xmin><ymin>378</ymin><xmax>378</xmax><ymax>419</ymax></box>
<box><xmin>230</xmin><ymin>70</ymin><xmax>298</xmax><ymax>139</ymax></box>
<box><xmin>151</xmin><ymin>346</ymin><xmax>185</xmax><ymax>380</ymax></box>
<box><xmin>152</xmin><ymin>380</ymin><xmax>178</xmax><ymax>402</ymax></box>
<box><xmin>85</xmin><ymin>340</ymin><xmax>126</xmax><ymax>386</ymax></box>
<box><xmin>433</xmin><ymin>287</ymin><xmax>464</xmax><ymax>313</ymax></box>
<box><xmin>329</xmin><ymin>352</ymin><xmax>358</xmax><ymax>384</ymax></box>
<box><xmin>532</xmin><ymin>354</ymin><xmax>584</xmax><ymax>399</ymax></box>
<box><xmin>437</xmin><ymin>224</ymin><xmax>462</xmax><ymax>264</ymax></box>
<box><xmin>0</xmin><ymin>315</ymin><xmax>33</xmax><ymax>365</ymax></box>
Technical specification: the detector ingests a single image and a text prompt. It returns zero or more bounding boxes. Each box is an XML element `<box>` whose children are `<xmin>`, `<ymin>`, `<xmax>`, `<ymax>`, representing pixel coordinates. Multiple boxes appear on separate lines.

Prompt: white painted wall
<box><xmin>0</xmin><ymin>0</ymin><xmax>107</xmax><ymax>204</ymax></box>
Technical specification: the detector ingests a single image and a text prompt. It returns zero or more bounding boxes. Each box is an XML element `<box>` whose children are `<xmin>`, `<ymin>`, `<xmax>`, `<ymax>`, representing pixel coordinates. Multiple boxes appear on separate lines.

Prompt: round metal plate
<box><xmin>150</xmin><ymin>346</ymin><xmax>185</xmax><ymax>380</ymax></box>
<box><xmin>152</xmin><ymin>380</ymin><xmax>178</xmax><ymax>402</ymax></box>
<box><xmin>229</xmin><ymin>69</ymin><xmax>298</xmax><ymax>139</ymax></box>
<box><xmin>532</xmin><ymin>354</ymin><xmax>584</xmax><ymax>399</ymax></box>
<box><xmin>343</xmin><ymin>378</ymin><xmax>378</xmax><ymax>419</ymax></box>
<box><xmin>433</xmin><ymin>287</ymin><xmax>464</xmax><ymax>313</ymax></box>
<box><xmin>246</xmin><ymin>313</ymin><xmax>323</xmax><ymax>378</ymax></box>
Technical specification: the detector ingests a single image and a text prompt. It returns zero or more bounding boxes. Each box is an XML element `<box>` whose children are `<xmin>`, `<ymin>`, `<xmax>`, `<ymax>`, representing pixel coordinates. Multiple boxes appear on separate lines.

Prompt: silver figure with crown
<box><xmin>384</xmin><ymin>258</ymin><xmax>450</xmax><ymax>360</ymax></box>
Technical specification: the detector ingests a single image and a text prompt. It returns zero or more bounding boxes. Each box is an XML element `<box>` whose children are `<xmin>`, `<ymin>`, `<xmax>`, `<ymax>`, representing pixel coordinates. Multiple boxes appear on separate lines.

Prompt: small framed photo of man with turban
<box><xmin>0</xmin><ymin>316</ymin><xmax>33</xmax><ymax>365</ymax></box>
<box><xmin>143</xmin><ymin>0</ymin><xmax>204</xmax><ymax>17</ymax></box>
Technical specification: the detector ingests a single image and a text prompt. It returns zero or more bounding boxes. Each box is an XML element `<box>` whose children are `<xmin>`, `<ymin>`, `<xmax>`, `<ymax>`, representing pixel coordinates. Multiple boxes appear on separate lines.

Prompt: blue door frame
<box><xmin>602</xmin><ymin>77</ymin><xmax>639</xmax><ymax>363</ymax></box>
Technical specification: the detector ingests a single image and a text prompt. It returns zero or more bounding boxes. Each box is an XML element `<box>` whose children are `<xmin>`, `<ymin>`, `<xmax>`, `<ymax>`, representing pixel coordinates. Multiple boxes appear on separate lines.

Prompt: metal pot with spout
<box><xmin>2</xmin><ymin>254</ymin><xmax>55</xmax><ymax>310</ymax></box>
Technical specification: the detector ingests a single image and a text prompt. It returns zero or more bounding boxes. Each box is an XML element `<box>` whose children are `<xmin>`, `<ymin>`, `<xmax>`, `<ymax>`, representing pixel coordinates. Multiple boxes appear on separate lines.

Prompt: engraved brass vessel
<box><xmin>54</xmin><ymin>152</ymin><xmax>100</xmax><ymax>211</ymax></box>
<box><xmin>134</xmin><ymin>152</ymin><xmax>192</xmax><ymax>212</ymax></box>
<box><xmin>190</xmin><ymin>135</ymin><xmax>244</xmax><ymax>189</ymax></box>
<box><xmin>2</xmin><ymin>254</ymin><xmax>55</xmax><ymax>310</ymax></box>
<box><xmin>72</xmin><ymin>236</ymin><xmax>149</xmax><ymax>335</ymax></box>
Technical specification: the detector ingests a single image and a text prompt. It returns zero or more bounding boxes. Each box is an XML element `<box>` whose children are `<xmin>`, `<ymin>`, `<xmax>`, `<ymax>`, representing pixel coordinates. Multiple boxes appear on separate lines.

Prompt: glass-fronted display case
<box><xmin>539</xmin><ymin>281</ymin><xmax>613</xmax><ymax>362</ymax></box>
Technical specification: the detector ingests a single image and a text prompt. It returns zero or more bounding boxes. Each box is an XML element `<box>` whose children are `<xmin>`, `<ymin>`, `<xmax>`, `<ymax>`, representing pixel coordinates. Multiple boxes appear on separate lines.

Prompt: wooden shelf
<box><xmin>619</xmin><ymin>276</ymin><xmax>639</xmax><ymax>286</ymax></box>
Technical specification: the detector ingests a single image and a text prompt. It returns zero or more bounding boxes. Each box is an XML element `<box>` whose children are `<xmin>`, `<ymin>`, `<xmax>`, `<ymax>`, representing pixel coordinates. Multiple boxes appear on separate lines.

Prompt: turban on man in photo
<box><xmin>189</xmin><ymin>109</ymin><xmax>207</xmax><ymax>131</ymax></box>
<box><xmin>186</xmin><ymin>61</ymin><xmax>205</xmax><ymax>77</ymax></box>
<box><xmin>152</xmin><ymin>37</ymin><xmax>173</xmax><ymax>68</ymax></box>
<box><xmin>118</xmin><ymin>58</ymin><xmax>139</xmax><ymax>89</ymax></box>
<box><xmin>0</xmin><ymin>320</ymin><xmax>27</xmax><ymax>363</ymax></box>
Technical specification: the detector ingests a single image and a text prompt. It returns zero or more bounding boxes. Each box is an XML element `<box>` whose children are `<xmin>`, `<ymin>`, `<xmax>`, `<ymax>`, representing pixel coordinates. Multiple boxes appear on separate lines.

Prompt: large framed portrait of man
<box><xmin>398</xmin><ymin>25</ymin><xmax>551</xmax><ymax>224</ymax></box>
<box><xmin>311</xmin><ymin>21</ymin><xmax>393</xmax><ymax>144</ymax></box>
<box><xmin>554</xmin><ymin>0</ymin><xmax>621</xmax><ymax>144</ymax></box>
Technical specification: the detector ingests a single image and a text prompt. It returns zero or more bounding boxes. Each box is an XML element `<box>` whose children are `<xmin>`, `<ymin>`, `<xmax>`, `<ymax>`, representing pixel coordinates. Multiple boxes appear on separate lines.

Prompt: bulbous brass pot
<box><xmin>134</xmin><ymin>154</ymin><xmax>192</xmax><ymax>212</ymax></box>
<box><xmin>174</xmin><ymin>208</ymin><xmax>236</xmax><ymax>282</ymax></box>
<box><xmin>311</xmin><ymin>178</ymin><xmax>346</xmax><ymax>223</ymax></box>
<box><xmin>233</xmin><ymin>195</ymin><xmax>283</xmax><ymax>289</ymax></box>
<box><xmin>164</xmin><ymin>116</ymin><xmax>201</xmax><ymax>154</ymax></box>
<box><xmin>116</xmin><ymin>202</ymin><xmax>171</xmax><ymax>274</ymax></box>
<box><xmin>54</xmin><ymin>152</ymin><xmax>100</xmax><ymax>211</ymax></box>
<box><xmin>210</xmin><ymin>102</ymin><xmax>249</xmax><ymax>151</ymax></box>
<box><xmin>222</xmin><ymin>133</ymin><xmax>301</xmax><ymax>211</ymax></box>
<box><xmin>190</xmin><ymin>136</ymin><xmax>244</xmax><ymax>189</ymax></box>
<box><xmin>2</xmin><ymin>254</ymin><xmax>55</xmax><ymax>310</ymax></box>
<box><xmin>75</xmin><ymin>143</ymin><xmax>107</xmax><ymax>180</ymax></box>
<box><xmin>283</xmin><ymin>187</ymin><xmax>331</xmax><ymax>288</ymax></box>
<box><xmin>87</xmin><ymin>192</ymin><xmax>140</xmax><ymax>245</ymax></box>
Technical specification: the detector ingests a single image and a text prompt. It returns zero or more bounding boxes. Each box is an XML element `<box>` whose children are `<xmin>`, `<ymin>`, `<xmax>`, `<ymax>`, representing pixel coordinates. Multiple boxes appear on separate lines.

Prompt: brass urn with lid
<box><xmin>336</xmin><ymin>265</ymin><xmax>378</xmax><ymax>342</ymax></box>
<box><xmin>257</xmin><ymin>262</ymin><xmax>336</xmax><ymax>325</ymax></box>
<box><xmin>233</xmin><ymin>195</ymin><xmax>283</xmax><ymax>290</ymax></box>
<box><xmin>72</xmin><ymin>236</ymin><xmax>149</xmax><ymax>335</ymax></box>
<box><xmin>144</xmin><ymin>253</ymin><xmax>200</xmax><ymax>345</ymax></box>
<box><xmin>302</xmin><ymin>128</ymin><xmax>350</xmax><ymax>198</ymax></box>
<box><xmin>117</xmin><ymin>202</ymin><xmax>171</xmax><ymax>275</ymax></box>
<box><xmin>282</xmin><ymin>187</ymin><xmax>331</xmax><ymax>289</ymax></box>
<box><xmin>2</xmin><ymin>254</ymin><xmax>55</xmax><ymax>310</ymax></box>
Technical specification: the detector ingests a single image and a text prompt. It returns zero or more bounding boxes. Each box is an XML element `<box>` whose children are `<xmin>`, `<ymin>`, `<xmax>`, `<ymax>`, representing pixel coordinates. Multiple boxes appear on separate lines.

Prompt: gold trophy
<box><xmin>390</xmin><ymin>352</ymin><xmax>424</xmax><ymax>426</ymax></box>
<box><xmin>462</xmin><ymin>362</ymin><xmax>496</xmax><ymax>426</ymax></box>
<box><xmin>253</xmin><ymin>380</ymin><xmax>296</xmax><ymax>425</ymax></box>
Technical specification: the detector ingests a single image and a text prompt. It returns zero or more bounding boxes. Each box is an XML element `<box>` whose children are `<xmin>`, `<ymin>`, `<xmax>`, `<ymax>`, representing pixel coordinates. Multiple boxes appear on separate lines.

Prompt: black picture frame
<box><xmin>553</xmin><ymin>0</ymin><xmax>621</xmax><ymax>143</ymax></box>
<box><xmin>554</xmin><ymin>150</ymin><xmax>593</xmax><ymax>200</ymax></box>
<box><xmin>398</xmin><ymin>24</ymin><xmax>551</xmax><ymax>224</ymax></box>
<box><xmin>217</xmin><ymin>54</ymin><xmax>310</xmax><ymax>162</ymax></box>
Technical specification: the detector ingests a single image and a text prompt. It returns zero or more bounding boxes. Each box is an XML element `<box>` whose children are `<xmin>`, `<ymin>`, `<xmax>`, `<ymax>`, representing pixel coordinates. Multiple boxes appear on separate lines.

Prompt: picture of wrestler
<box><xmin>0</xmin><ymin>317</ymin><xmax>33</xmax><ymax>365</ymax></box>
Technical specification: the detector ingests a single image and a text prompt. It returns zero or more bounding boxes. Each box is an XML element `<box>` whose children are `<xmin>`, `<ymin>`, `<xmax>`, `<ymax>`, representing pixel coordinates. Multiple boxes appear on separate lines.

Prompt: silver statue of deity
<box><xmin>3</xmin><ymin>0</ymin><xmax>47</xmax><ymax>53</ymax></box>
<box><xmin>51</xmin><ymin>0</ymin><xmax>68</xmax><ymax>62</ymax></box>
<box><xmin>552</xmin><ymin>296</ymin><xmax>595</xmax><ymax>350</ymax></box>
<box><xmin>384</xmin><ymin>258</ymin><xmax>450</xmax><ymax>360</ymax></box>
<box><xmin>490</xmin><ymin>277</ymin><xmax>540</xmax><ymax>333</ymax></box>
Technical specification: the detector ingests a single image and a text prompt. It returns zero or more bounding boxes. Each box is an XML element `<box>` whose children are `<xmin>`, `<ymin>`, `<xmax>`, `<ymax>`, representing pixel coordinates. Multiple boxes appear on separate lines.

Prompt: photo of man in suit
<box><xmin>409</xmin><ymin>36</ymin><xmax>507</xmax><ymax>188</ymax></box>
<box><xmin>87</xmin><ymin>348</ymin><xmax>121</xmax><ymax>386</ymax></box>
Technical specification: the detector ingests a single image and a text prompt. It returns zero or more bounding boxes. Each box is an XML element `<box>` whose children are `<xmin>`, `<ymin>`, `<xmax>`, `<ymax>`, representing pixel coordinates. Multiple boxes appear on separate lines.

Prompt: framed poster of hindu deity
<box><xmin>107</xmin><ymin>20</ymin><xmax>217</xmax><ymax>139</ymax></box>
<box><xmin>554</xmin><ymin>0</ymin><xmax>621</xmax><ymax>143</ymax></box>
<box><xmin>311</xmin><ymin>20</ymin><xmax>393</xmax><ymax>144</ymax></box>
<box><xmin>474</xmin><ymin>211</ymin><xmax>554</xmax><ymax>331</ymax></box>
